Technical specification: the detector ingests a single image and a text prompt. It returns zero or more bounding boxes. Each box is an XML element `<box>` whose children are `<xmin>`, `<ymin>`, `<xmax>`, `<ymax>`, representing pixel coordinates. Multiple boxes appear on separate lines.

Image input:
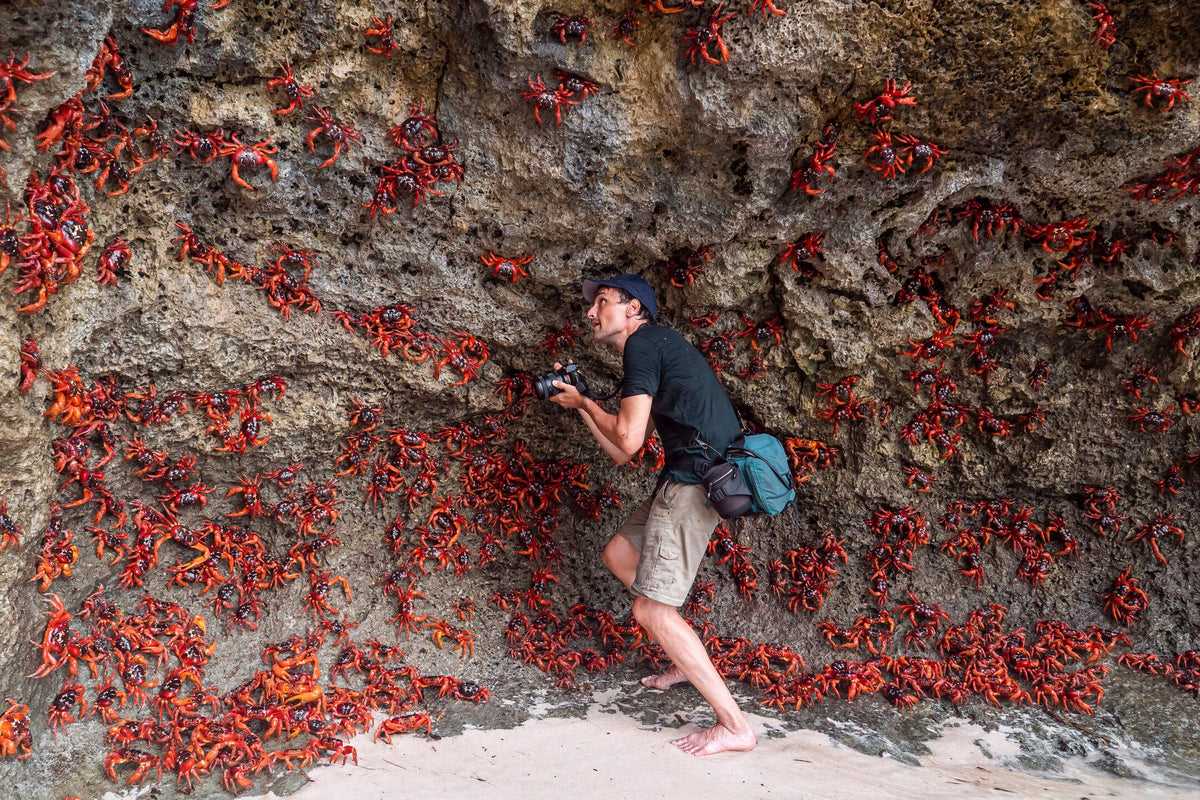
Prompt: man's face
<box><xmin>586</xmin><ymin>287</ymin><xmax>635</xmax><ymax>344</ymax></box>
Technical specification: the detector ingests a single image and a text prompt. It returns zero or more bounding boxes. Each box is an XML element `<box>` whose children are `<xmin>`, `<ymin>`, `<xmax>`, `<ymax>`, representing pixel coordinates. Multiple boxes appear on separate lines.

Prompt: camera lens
<box><xmin>534</xmin><ymin>363</ymin><xmax>583</xmax><ymax>400</ymax></box>
<box><xmin>534</xmin><ymin>371</ymin><xmax>561</xmax><ymax>400</ymax></box>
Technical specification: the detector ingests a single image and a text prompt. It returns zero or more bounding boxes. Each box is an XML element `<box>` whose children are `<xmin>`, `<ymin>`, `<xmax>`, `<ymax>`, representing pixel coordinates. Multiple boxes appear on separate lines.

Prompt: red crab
<box><xmin>481</xmin><ymin>251</ymin><xmax>532</xmax><ymax>282</ymax></box>
<box><xmin>368</xmin><ymin>162</ymin><xmax>443</xmax><ymax>212</ymax></box>
<box><xmin>814</xmin><ymin>398</ymin><xmax>870</xmax><ymax>436</ymax></box>
<box><xmin>305</xmin><ymin>105</ymin><xmax>364</xmax><ymax>169</ymax></box>
<box><xmin>1154</xmin><ymin>464</ymin><xmax>1187</xmax><ymax>496</ymax></box>
<box><xmin>96</xmin><ymin>237</ymin><xmax>131</xmax><ymax>286</ymax></box>
<box><xmin>84</xmin><ymin>36</ymin><xmax>133</xmax><ymax>99</ymax></box>
<box><xmin>864</xmin><ymin>129</ymin><xmax>905</xmax><ymax>179</ymax></box>
<box><xmin>956</xmin><ymin>198</ymin><xmax>1024</xmax><ymax>242</ymax></box>
<box><xmin>554</xmin><ymin>68</ymin><xmax>601</xmax><ymax>100</ymax></box>
<box><xmin>750</xmin><ymin>0</ymin><xmax>787</xmax><ymax>17</ymax></box>
<box><xmin>364</xmin><ymin>14</ymin><xmax>396</xmax><ymax>56</ymax></box>
<box><xmin>348</xmin><ymin>397</ymin><xmax>382</xmax><ymax>431</ymax></box>
<box><xmin>893</xmin><ymin>134</ymin><xmax>946</xmax><ymax>173</ymax></box>
<box><xmin>1086</xmin><ymin>2</ymin><xmax>1116</xmax><ymax>48</ymax></box>
<box><xmin>216</xmin><ymin>132</ymin><xmax>278</xmax><ymax>190</ymax></box>
<box><xmin>903</xmin><ymin>465</ymin><xmax>936</xmax><ymax>492</ymax></box>
<box><xmin>424</xmin><ymin>618</ymin><xmax>476</xmax><ymax>657</ymax></box>
<box><xmin>0</xmin><ymin>54</ymin><xmax>54</xmax><ymax>112</ymax></box>
<box><xmin>538</xmin><ymin>323</ymin><xmax>579</xmax><ymax>356</ymax></box>
<box><xmin>1128</xmin><ymin>510</ymin><xmax>1184</xmax><ymax>565</ymax></box>
<box><xmin>174</xmin><ymin>127</ymin><xmax>226</xmax><ymax>162</ymax></box>
<box><xmin>304</xmin><ymin>569</ymin><xmax>353</xmax><ymax>619</ymax></box>
<box><xmin>815</xmin><ymin>375</ymin><xmax>859</xmax><ymax>405</ymax></box>
<box><xmin>551</xmin><ymin>14</ymin><xmax>592</xmax><ymax>46</ymax></box>
<box><xmin>0</xmin><ymin>202</ymin><xmax>23</xmax><ymax>274</ymax></box>
<box><xmin>683</xmin><ymin>4</ymin><xmax>736</xmax><ymax>65</ymax></box>
<box><xmin>141</xmin><ymin>0</ymin><xmax>198</xmax><ymax>46</ymax></box>
<box><xmin>225</xmin><ymin>474</ymin><xmax>266</xmax><ymax>519</ymax></box>
<box><xmin>389</xmin><ymin>100</ymin><xmax>439</xmax><ymax>149</ymax></box>
<box><xmin>736</xmin><ymin>315</ymin><xmax>785</xmax><ymax>351</ymax></box>
<box><xmin>1119</xmin><ymin>364</ymin><xmax>1158</xmax><ymax>399</ymax></box>
<box><xmin>47</xmin><ymin>680</ymin><xmax>87</xmax><ymax>736</ymax></box>
<box><xmin>1027</xmin><ymin>360</ymin><xmax>1049</xmax><ymax>390</ymax></box>
<box><xmin>690</xmin><ymin>310</ymin><xmax>723</xmax><ymax>328</ymax></box>
<box><xmin>364</xmin><ymin>457</ymin><xmax>403</xmax><ymax>506</ymax></box>
<box><xmin>375</xmin><ymin>713</ymin><xmax>432</xmax><ymax>741</ymax></box>
<box><xmin>433</xmin><ymin>336</ymin><xmax>487</xmax><ymax>386</ymax></box>
<box><xmin>610</xmin><ymin>9</ymin><xmax>641</xmax><ymax>47</ymax></box>
<box><xmin>1024</xmin><ymin>217</ymin><xmax>1089</xmax><ymax>253</ymax></box>
<box><xmin>789</xmin><ymin>135</ymin><xmax>838</xmax><ymax>195</ymax></box>
<box><xmin>192</xmin><ymin>387</ymin><xmax>241</xmax><ymax>423</ymax></box>
<box><xmin>1102</xmin><ymin>567</ymin><xmax>1148</xmax><ymax>626</ymax></box>
<box><xmin>1128</xmin><ymin>405</ymin><xmax>1176</xmax><ymax>433</ymax></box>
<box><xmin>854</xmin><ymin>79</ymin><xmax>917</xmax><ymax>124</ymax></box>
<box><xmin>18</xmin><ymin>337</ymin><xmax>39</xmax><ymax>394</ymax></box>
<box><xmin>665</xmin><ymin>246</ymin><xmax>711</xmax><ymax>287</ymax></box>
<box><xmin>974</xmin><ymin>407</ymin><xmax>1013</xmax><ymax>437</ymax></box>
<box><xmin>521</xmin><ymin>74</ymin><xmax>578</xmax><ymax>127</ymax></box>
<box><xmin>1093</xmin><ymin>310</ymin><xmax>1152</xmax><ymax>351</ymax></box>
<box><xmin>267</xmin><ymin>59</ymin><xmax>314</xmax><ymax>115</ymax></box>
<box><xmin>1129</xmin><ymin>70</ymin><xmax>1192</xmax><ymax>113</ymax></box>
<box><xmin>775</xmin><ymin>232</ymin><xmax>825</xmax><ymax>275</ymax></box>
<box><xmin>245</xmin><ymin>374</ymin><xmax>287</xmax><ymax>403</ymax></box>
<box><xmin>158</xmin><ymin>482</ymin><xmax>211</xmax><ymax>516</ymax></box>
<box><xmin>901</xmin><ymin>328</ymin><xmax>955</xmax><ymax>362</ymax></box>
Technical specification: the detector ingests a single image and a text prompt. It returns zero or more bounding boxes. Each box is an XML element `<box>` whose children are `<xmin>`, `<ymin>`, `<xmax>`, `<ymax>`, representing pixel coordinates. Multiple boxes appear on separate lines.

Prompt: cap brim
<box><xmin>582</xmin><ymin>278</ymin><xmax>606</xmax><ymax>303</ymax></box>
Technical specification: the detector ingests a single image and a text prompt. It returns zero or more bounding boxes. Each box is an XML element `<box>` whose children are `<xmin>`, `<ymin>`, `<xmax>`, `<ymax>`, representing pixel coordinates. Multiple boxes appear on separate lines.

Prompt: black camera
<box><xmin>534</xmin><ymin>362</ymin><xmax>590</xmax><ymax>400</ymax></box>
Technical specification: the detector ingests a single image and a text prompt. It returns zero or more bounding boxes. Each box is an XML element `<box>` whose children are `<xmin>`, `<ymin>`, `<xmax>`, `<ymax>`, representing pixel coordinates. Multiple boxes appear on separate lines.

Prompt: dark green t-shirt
<box><xmin>620</xmin><ymin>324</ymin><xmax>742</xmax><ymax>484</ymax></box>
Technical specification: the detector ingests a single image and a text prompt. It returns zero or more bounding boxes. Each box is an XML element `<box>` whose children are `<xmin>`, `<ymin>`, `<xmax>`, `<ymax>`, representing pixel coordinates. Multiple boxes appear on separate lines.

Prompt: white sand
<box><xmin>239</xmin><ymin>684</ymin><xmax>1200</xmax><ymax>800</ymax></box>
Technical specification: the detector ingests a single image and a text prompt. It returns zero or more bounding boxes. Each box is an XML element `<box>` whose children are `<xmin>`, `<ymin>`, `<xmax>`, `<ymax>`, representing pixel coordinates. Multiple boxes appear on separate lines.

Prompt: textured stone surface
<box><xmin>0</xmin><ymin>0</ymin><xmax>1199</xmax><ymax>798</ymax></box>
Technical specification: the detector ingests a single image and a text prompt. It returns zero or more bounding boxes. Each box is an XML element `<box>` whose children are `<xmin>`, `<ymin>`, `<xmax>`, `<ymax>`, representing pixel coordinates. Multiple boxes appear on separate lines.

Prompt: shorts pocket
<box><xmin>642</xmin><ymin>541</ymin><xmax>682</xmax><ymax>601</ymax></box>
<box><xmin>656</xmin><ymin>541</ymin><xmax>681</xmax><ymax>563</ymax></box>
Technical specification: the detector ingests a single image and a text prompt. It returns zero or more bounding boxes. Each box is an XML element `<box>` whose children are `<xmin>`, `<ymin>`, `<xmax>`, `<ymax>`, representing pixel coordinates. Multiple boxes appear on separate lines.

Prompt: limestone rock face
<box><xmin>1</xmin><ymin>1</ymin><xmax>1198</xmax><ymax>797</ymax></box>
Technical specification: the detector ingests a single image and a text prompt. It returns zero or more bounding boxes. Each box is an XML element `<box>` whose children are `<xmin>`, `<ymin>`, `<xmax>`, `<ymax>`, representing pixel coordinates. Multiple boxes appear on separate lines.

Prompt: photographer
<box><xmin>547</xmin><ymin>274</ymin><xmax>757</xmax><ymax>756</ymax></box>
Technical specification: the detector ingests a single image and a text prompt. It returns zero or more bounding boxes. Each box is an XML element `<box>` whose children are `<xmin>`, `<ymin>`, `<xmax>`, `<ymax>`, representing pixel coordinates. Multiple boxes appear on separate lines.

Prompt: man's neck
<box><xmin>613</xmin><ymin>319</ymin><xmax>651</xmax><ymax>353</ymax></box>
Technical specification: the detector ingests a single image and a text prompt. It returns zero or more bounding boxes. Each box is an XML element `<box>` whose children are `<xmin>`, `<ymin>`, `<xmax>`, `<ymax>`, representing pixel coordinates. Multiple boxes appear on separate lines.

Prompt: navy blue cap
<box><xmin>582</xmin><ymin>274</ymin><xmax>657</xmax><ymax>320</ymax></box>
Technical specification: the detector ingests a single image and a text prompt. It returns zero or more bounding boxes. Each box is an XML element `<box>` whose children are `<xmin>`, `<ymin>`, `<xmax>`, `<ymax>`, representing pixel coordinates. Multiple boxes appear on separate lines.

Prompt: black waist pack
<box><xmin>699</xmin><ymin>460</ymin><xmax>754</xmax><ymax>520</ymax></box>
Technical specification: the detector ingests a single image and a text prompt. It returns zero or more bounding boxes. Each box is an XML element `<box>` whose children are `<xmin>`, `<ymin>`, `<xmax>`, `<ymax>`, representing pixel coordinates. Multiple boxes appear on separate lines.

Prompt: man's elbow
<box><xmin>618</xmin><ymin>436</ymin><xmax>646</xmax><ymax>461</ymax></box>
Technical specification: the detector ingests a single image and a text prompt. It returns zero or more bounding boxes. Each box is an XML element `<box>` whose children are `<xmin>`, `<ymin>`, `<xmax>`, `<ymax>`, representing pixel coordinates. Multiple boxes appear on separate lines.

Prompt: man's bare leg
<box><xmin>631</xmin><ymin>595</ymin><xmax>756</xmax><ymax>756</ymax></box>
<box><xmin>601</xmin><ymin>534</ymin><xmax>639</xmax><ymax>589</ymax></box>
<box><xmin>602</xmin><ymin>536</ymin><xmax>691</xmax><ymax>690</ymax></box>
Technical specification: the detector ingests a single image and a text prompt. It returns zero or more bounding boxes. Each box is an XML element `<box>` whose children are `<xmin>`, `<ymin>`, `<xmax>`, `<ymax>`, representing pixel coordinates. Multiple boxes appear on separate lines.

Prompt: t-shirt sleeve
<box><xmin>621</xmin><ymin>333</ymin><xmax>660</xmax><ymax>398</ymax></box>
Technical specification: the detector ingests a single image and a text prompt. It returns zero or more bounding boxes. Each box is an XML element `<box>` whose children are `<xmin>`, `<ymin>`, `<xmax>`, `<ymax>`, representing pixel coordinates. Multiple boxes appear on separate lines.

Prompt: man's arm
<box><xmin>551</xmin><ymin>385</ymin><xmax>653</xmax><ymax>466</ymax></box>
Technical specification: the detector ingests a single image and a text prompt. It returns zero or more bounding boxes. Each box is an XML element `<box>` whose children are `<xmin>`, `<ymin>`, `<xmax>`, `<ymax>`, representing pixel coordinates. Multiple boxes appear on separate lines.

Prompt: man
<box><xmin>548</xmin><ymin>273</ymin><xmax>757</xmax><ymax>756</ymax></box>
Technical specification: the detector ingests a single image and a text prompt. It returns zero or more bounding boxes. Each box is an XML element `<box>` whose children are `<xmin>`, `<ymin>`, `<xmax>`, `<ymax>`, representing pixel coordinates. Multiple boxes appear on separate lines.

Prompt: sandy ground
<box><xmin>238</xmin><ymin>685</ymin><xmax>1200</xmax><ymax>800</ymax></box>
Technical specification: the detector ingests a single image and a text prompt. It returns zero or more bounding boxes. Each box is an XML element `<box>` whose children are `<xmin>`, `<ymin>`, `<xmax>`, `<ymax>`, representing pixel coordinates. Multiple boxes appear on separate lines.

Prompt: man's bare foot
<box><xmin>671</xmin><ymin>723</ymin><xmax>757</xmax><ymax>756</ymax></box>
<box><xmin>641</xmin><ymin>665</ymin><xmax>689</xmax><ymax>690</ymax></box>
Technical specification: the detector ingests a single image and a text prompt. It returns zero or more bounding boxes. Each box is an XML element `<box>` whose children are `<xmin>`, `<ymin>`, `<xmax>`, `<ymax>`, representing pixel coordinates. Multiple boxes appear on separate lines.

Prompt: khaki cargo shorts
<box><xmin>616</xmin><ymin>481</ymin><xmax>721</xmax><ymax>607</ymax></box>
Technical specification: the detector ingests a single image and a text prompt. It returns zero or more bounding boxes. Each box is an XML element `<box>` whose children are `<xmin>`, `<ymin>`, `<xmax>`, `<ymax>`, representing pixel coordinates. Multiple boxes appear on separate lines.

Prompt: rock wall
<box><xmin>0</xmin><ymin>0</ymin><xmax>1198</xmax><ymax>798</ymax></box>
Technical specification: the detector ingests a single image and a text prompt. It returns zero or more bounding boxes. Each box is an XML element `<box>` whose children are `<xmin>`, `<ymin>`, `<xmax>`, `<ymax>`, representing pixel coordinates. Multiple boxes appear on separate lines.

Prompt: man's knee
<box><xmin>631</xmin><ymin>595</ymin><xmax>676</xmax><ymax>629</ymax></box>
<box><xmin>600</xmin><ymin>539</ymin><xmax>620</xmax><ymax>573</ymax></box>
<box><xmin>602</xmin><ymin>535</ymin><xmax>636</xmax><ymax>575</ymax></box>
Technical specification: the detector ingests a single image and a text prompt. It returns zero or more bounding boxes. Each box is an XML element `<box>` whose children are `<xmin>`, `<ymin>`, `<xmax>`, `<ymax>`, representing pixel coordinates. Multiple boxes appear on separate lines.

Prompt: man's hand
<box><xmin>548</xmin><ymin>380</ymin><xmax>585</xmax><ymax>409</ymax></box>
<box><xmin>547</xmin><ymin>361</ymin><xmax>586</xmax><ymax>410</ymax></box>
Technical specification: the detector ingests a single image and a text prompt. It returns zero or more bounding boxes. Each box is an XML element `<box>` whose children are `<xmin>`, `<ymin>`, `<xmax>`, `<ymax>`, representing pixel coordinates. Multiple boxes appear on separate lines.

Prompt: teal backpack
<box><xmin>725</xmin><ymin>433</ymin><xmax>796</xmax><ymax>516</ymax></box>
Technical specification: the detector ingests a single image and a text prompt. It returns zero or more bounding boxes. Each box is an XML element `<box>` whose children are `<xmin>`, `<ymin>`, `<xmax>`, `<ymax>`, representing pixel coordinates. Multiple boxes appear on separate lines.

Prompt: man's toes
<box><xmin>673</xmin><ymin>733</ymin><xmax>701</xmax><ymax>753</ymax></box>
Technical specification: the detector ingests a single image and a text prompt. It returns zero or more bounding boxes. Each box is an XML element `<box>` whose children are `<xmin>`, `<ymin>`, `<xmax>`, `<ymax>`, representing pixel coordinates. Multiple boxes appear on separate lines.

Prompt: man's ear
<box><xmin>627</xmin><ymin>300</ymin><xmax>640</xmax><ymax>317</ymax></box>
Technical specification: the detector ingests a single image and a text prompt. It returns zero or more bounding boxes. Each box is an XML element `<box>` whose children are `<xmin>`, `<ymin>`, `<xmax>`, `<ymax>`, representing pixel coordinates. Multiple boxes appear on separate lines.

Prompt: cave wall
<box><xmin>0</xmin><ymin>0</ymin><xmax>1198</xmax><ymax>797</ymax></box>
